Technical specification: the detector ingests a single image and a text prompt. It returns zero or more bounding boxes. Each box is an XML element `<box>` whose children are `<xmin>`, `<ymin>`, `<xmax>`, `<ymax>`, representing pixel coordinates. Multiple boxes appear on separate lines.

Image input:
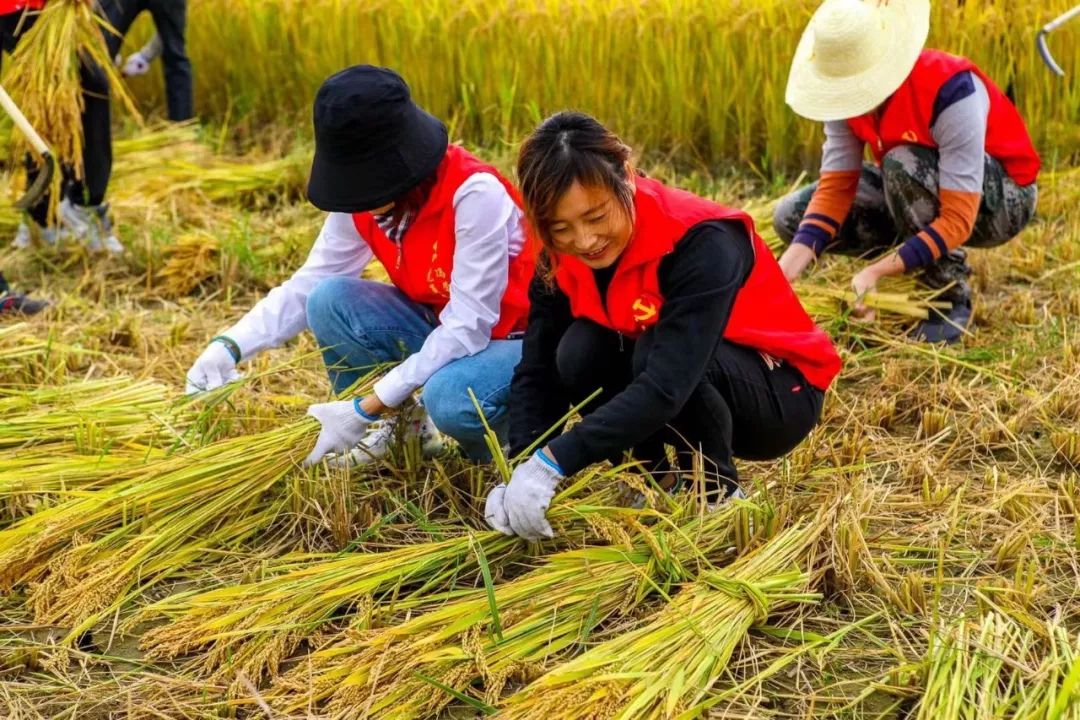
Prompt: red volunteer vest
<box><xmin>847</xmin><ymin>49</ymin><xmax>1040</xmax><ymax>186</ymax></box>
<box><xmin>0</xmin><ymin>0</ymin><xmax>44</xmax><ymax>13</ymax></box>
<box><xmin>352</xmin><ymin>145</ymin><xmax>535</xmax><ymax>339</ymax></box>
<box><xmin>554</xmin><ymin>177</ymin><xmax>842</xmax><ymax>391</ymax></box>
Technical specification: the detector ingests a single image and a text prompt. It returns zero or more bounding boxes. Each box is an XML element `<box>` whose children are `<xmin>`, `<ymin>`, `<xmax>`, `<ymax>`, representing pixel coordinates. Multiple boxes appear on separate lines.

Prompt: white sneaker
<box><xmin>59</xmin><ymin>200</ymin><xmax>124</xmax><ymax>255</ymax></box>
<box><xmin>13</xmin><ymin>219</ymin><xmax>60</xmax><ymax>248</ymax></box>
<box><xmin>328</xmin><ymin>405</ymin><xmax>444</xmax><ymax>468</ymax></box>
<box><xmin>707</xmin><ymin>486</ymin><xmax>746</xmax><ymax>513</ymax></box>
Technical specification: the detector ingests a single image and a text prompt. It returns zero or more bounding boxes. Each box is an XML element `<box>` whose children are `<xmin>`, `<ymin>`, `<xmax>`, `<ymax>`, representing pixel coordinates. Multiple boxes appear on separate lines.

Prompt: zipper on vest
<box><xmin>618</xmin><ymin>332</ymin><xmax>625</xmax><ymax>352</ymax></box>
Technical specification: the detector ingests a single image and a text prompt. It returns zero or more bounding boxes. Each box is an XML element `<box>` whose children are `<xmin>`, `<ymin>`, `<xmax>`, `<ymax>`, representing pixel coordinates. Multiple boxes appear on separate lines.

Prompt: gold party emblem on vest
<box><xmin>901</xmin><ymin>130</ymin><xmax>919</xmax><ymax>143</ymax></box>
<box><xmin>632</xmin><ymin>295</ymin><xmax>659</xmax><ymax>325</ymax></box>
<box><xmin>427</xmin><ymin>267</ymin><xmax>449</xmax><ymax>296</ymax></box>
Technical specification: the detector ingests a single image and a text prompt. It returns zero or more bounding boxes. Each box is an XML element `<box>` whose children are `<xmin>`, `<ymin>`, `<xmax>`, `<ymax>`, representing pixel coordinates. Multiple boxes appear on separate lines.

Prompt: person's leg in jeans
<box><xmin>145</xmin><ymin>0</ymin><xmax>193</xmax><ymax>121</ymax></box>
<box><xmin>773</xmin><ymin>163</ymin><xmax>901</xmax><ymax>259</ymax></box>
<box><xmin>305</xmin><ymin>277</ymin><xmax>437</xmax><ymax>395</ymax></box>
<box><xmin>421</xmin><ymin>340</ymin><xmax>522</xmax><ymax>462</ymax></box>
<box><xmin>633</xmin><ymin>332</ymin><xmax>825</xmax><ymax>501</ymax></box>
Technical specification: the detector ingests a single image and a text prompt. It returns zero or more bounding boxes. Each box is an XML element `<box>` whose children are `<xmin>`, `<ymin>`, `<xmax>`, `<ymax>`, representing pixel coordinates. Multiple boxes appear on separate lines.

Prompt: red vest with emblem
<box><xmin>847</xmin><ymin>49</ymin><xmax>1040</xmax><ymax>186</ymax></box>
<box><xmin>553</xmin><ymin>176</ymin><xmax>842</xmax><ymax>391</ymax></box>
<box><xmin>0</xmin><ymin>0</ymin><xmax>44</xmax><ymax>13</ymax></box>
<box><xmin>352</xmin><ymin>145</ymin><xmax>535</xmax><ymax>339</ymax></box>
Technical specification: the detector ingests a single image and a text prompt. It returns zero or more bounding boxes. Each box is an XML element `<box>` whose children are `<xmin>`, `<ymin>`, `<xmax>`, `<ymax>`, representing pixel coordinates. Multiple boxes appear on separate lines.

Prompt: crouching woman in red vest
<box><xmin>774</xmin><ymin>0</ymin><xmax>1040</xmax><ymax>343</ymax></box>
<box><xmin>185</xmin><ymin>66</ymin><xmax>535</xmax><ymax>466</ymax></box>
<box><xmin>484</xmin><ymin>112</ymin><xmax>842</xmax><ymax>540</ymax></box>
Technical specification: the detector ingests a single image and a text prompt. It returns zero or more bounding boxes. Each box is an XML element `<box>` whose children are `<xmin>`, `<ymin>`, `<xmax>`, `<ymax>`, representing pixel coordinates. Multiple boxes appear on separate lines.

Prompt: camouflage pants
<box><xmin>773</xmin><ymin>144</ymin><xmax>1038</xmax><ymax>302</ymax></box>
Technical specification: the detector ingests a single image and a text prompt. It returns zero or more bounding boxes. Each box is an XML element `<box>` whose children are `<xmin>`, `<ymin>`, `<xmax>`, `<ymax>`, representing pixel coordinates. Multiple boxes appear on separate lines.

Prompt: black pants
<box><xmin>0</xmin><ymin>9</ymin><xmax>111</xmax><ymax>222</ymax></box>
<box><xmin>104</xmin><ymin>0</ymin><xmax>193</xmax><ymax>121</ymax></box>
<box><xmin>556</xmin><ymin>319</ymin><xmax>824</xmax><ymax>498</ymax></box>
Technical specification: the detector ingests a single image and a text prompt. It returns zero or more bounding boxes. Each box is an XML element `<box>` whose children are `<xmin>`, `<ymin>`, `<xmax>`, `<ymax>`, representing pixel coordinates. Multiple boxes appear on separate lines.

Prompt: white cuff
<box><xmin>372</xmin><ymin>368</ymin><xmax>418</xmax><ymax>409</ymax></box>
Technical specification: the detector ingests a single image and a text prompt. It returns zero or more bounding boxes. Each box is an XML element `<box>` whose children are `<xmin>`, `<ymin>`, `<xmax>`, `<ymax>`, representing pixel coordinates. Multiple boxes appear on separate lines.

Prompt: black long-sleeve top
<box><xmin>508</xmin><ymin>220</ymin><xmax>755</xmax><ymax>475</ymax></box>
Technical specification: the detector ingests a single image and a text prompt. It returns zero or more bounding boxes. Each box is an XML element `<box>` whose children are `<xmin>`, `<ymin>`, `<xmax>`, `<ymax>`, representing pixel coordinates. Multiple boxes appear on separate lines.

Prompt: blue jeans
<box><xmin>305</xmin><ymin>277</ymin><xmax>521</xmax><ymax>462</ymax></box>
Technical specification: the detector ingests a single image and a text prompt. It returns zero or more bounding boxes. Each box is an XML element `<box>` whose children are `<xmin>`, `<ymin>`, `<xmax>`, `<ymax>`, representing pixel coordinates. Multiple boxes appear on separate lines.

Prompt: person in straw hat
<box><xmin>774</xmin><ymin>0</ymin><xmax>1040</xmax><ymax>343</ymax></box>
<box><xmin>185</xmin><ymin>65</ymin><xmax>537</xmax><ymax>468</ymax></box>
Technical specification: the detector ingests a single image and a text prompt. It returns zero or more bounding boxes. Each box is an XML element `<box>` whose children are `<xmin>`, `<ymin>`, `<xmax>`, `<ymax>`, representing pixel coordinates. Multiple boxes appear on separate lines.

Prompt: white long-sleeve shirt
<box><xmin>223</xmin><ymin>173</ymin><xmax>527</xmax><ymax>407</ymax></box>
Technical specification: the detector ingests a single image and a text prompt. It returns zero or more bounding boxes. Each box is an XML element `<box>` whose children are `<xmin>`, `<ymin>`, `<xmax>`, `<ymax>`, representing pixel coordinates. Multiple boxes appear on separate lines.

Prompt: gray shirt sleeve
<box><xmin>931</xmin><ymin>74</ymin><xmax>990</xmax><ymax>194</ymax></box>
<box><xmin>820</xmin><ymin>120</ymin><xmax>864</xmax><ymax>173</ymax></box>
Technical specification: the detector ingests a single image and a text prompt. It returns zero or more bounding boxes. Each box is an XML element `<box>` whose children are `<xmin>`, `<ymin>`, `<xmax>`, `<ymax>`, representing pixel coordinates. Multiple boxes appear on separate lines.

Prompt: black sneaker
<box><xmin>0</xmin><ymin>290</ymin><xmax>49</xmax><ymax>316</ymax></box>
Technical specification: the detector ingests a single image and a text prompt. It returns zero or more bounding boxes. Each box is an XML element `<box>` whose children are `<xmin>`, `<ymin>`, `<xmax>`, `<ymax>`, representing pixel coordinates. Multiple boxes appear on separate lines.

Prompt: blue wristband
<box><xmin>353</xmin><ymin>397</ymin><xmax>381</xmax><ymax>422</ymax></box>
<box><xmin>535</xmin><ymin>449</ymin><xmax>564</xmax><ymax>476</ymax></box>
<box><xmin>211</xmin><ymin>335</ymin><xmax>242</xmax><ymax>363</ymax></box>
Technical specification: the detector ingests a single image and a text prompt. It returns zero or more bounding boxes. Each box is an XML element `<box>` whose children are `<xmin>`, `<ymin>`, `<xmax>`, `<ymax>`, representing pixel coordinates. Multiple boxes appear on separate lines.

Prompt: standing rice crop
<box><xmin>124</xmin><ymin>0</ymin><xmax>1080</xmax><ymax>172</ymax></box>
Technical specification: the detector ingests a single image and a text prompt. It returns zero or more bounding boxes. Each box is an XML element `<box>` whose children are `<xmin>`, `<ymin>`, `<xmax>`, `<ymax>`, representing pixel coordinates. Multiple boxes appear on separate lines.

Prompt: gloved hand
<box><xmin>303</xmin><ymin>400</ymin><xmax>377</xmax><ymax>467</ymax></box>
<box><xmin>484</xmin><ymin>484</ymin><xmax>513</xmax><ymax>535</ymax></box>
<box><xmin>502</xmin><ymin>450</ymin><xmax>564</xmax><ymax>540</ymax></box>
<box><xmin>122</xmin><ymin>52</ymin><xmax>151</xmax><ymax>77</ymax></box>
<box><xmin>185</xmin><ymin>341</ymin><xmax>241</xmax><ymax>395</ymax></box>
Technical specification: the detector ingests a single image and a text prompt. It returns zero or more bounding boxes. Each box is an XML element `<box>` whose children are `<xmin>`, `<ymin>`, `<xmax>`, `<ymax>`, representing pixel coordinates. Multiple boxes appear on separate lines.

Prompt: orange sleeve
<box><xmin>898</xmin><ymin>188</ymin><xmax>981</xmax><ymax>269</ymax></box>
<box><xmin>791</xmin><ymin>170</ymin><xmax>860</xmax><ymax>255</ymax></box>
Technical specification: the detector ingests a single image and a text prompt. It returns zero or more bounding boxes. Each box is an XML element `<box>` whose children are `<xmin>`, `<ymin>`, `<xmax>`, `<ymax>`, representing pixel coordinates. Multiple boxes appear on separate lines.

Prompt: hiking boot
<box><xmin>912</xmin><ymin>248</ymin><xmax>974</xmax><ymax>344</ymax></box>
<box><xmin>328</xmin><ymin>403</ymin><xmax>444</xmax><ymax>468</ymax></box>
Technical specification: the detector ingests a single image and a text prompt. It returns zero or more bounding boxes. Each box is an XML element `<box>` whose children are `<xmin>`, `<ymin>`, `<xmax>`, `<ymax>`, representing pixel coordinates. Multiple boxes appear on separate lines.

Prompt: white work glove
<box><xmin>122</xmin><ymin>52</ymin><xmax>151</xmax><ymax>77</ymax></box>
<box><xmin>185</xmin><ymin>341</ymin><xmax>241</xmax><ymax>395</ymax></box>
<box><xmin>484</xmin><ymin>484</ymin><xmax>513</xmax><ymax>535</ymax></box>
<box><xmin>303</xmin><ymin>400</ymin><xmax>376</xmax><ymax>467</ymax></box>
<box><xmin>500</xmin><ymin>451</ymin><xmax>564</xmax><ymax>540</ymax></box>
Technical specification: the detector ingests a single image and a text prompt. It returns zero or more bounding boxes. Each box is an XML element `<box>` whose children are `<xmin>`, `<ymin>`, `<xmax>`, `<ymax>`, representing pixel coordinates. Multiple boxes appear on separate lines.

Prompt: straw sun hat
<box><xmin>785</xmin><ymin>0</ymin><xmax>930</xmax><ymax>122</ymax></box>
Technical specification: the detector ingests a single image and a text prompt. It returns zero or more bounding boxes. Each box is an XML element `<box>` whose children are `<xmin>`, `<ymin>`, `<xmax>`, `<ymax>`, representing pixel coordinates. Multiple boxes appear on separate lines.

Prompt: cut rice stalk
<box><xmin>498</xmin><ymin>515</ymin><xmax>831</xmax><ymax>719</ymax></box>
<box><xmin>270</xmin><ymin>499</ymin><xmax>766</xmax><ymax>718</ymax></box>
<box><xmin>138</xmin><ymin>469</ymin><xmax>635</xmax><ymax>690</ymax></box>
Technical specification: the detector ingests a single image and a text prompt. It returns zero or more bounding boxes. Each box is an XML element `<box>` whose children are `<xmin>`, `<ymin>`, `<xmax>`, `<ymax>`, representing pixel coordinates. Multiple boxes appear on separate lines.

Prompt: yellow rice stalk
<box><xmin>139</xmin><ymin>470</ymin><xmax>632</xmax><ymax>690</ymax></box>
<box><xmin>107</xmin><ymin>122</ymin><xmax>308</xmax><ymax>205</ymax></box>
<box><xmin>156</xmin><ymin>231</ymin><xmax>220</xmax><ymax>296</ymax></box>
<box><xmin>0</xmin><ymin>323</ymin><xmax>98</xmax><ymax>388</ymax></box>
<box><xmin>918</xmin><ymin>614</ymin><xmax>1080</xmax><ymax>719</ymax></box>
<box><xmin>37</xmin><ymin>498</ymin><xmax>291</xmax><ymax>641</ymax></box>
<box><xmin>3</xmin><ymin>0</ymin><xmax>140</xmax><ymax>222</ymax></box>
<box><xmin>0</xmin><ymin>419</ymin><xmax>313</xmax><ymax>590</ymax></box>
<box><xmin>498</xmin><ymin>516</ymin><xmax>829</xmax><ymax>719</ymax></box>
<box><xmin>0</xmin><ymin>449</ymin><xmax>164</xmax><ymax>528</ymax></box>
<box><xmin>134</xmin><ymin>0</ymin><xmax>1079</xmax><ymax>171</ymax></box>
<box><xmin>271</xmin><ymin>500</ymin><xmax>757</xmax><ymax>719</ymax></box>
<box><xmin>0</xmin><ymin>377</ymin><xmax>181</xmax><ymax>452</ymax></box>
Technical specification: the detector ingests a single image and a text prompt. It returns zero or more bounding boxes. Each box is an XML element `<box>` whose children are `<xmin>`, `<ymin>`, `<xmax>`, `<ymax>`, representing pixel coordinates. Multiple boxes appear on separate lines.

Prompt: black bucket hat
<box><xmin>306</xmin><ymin>65</ymin><xmax>449</xmax><ymax>213</ymax></box>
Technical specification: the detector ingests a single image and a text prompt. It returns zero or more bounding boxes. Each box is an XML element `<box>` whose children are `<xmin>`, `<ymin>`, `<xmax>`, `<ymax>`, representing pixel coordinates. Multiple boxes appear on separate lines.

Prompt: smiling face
<box><xmin>547</xmin><ymin>181</ymin><xmax>634</xmax><ymax>269</ymax></box>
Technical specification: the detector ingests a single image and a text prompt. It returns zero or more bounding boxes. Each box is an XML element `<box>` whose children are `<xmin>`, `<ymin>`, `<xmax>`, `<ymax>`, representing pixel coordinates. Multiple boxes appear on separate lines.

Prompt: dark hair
<box><xmin>517</xmin><ymin>112</ymin><xmax>635</xmax><ymax>274</ymax></box>
<box><xmin>387</xmin><ymin>172</ymin><xmax>438</xmax><ymax>224</ymax></box>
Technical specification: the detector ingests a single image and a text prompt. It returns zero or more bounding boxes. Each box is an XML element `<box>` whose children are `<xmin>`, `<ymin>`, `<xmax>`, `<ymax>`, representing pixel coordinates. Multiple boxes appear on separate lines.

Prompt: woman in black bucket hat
<box><xmin>185</xmin><ymin>65</ymin><xmax>537</xmax><ymax>467</ymax></box>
